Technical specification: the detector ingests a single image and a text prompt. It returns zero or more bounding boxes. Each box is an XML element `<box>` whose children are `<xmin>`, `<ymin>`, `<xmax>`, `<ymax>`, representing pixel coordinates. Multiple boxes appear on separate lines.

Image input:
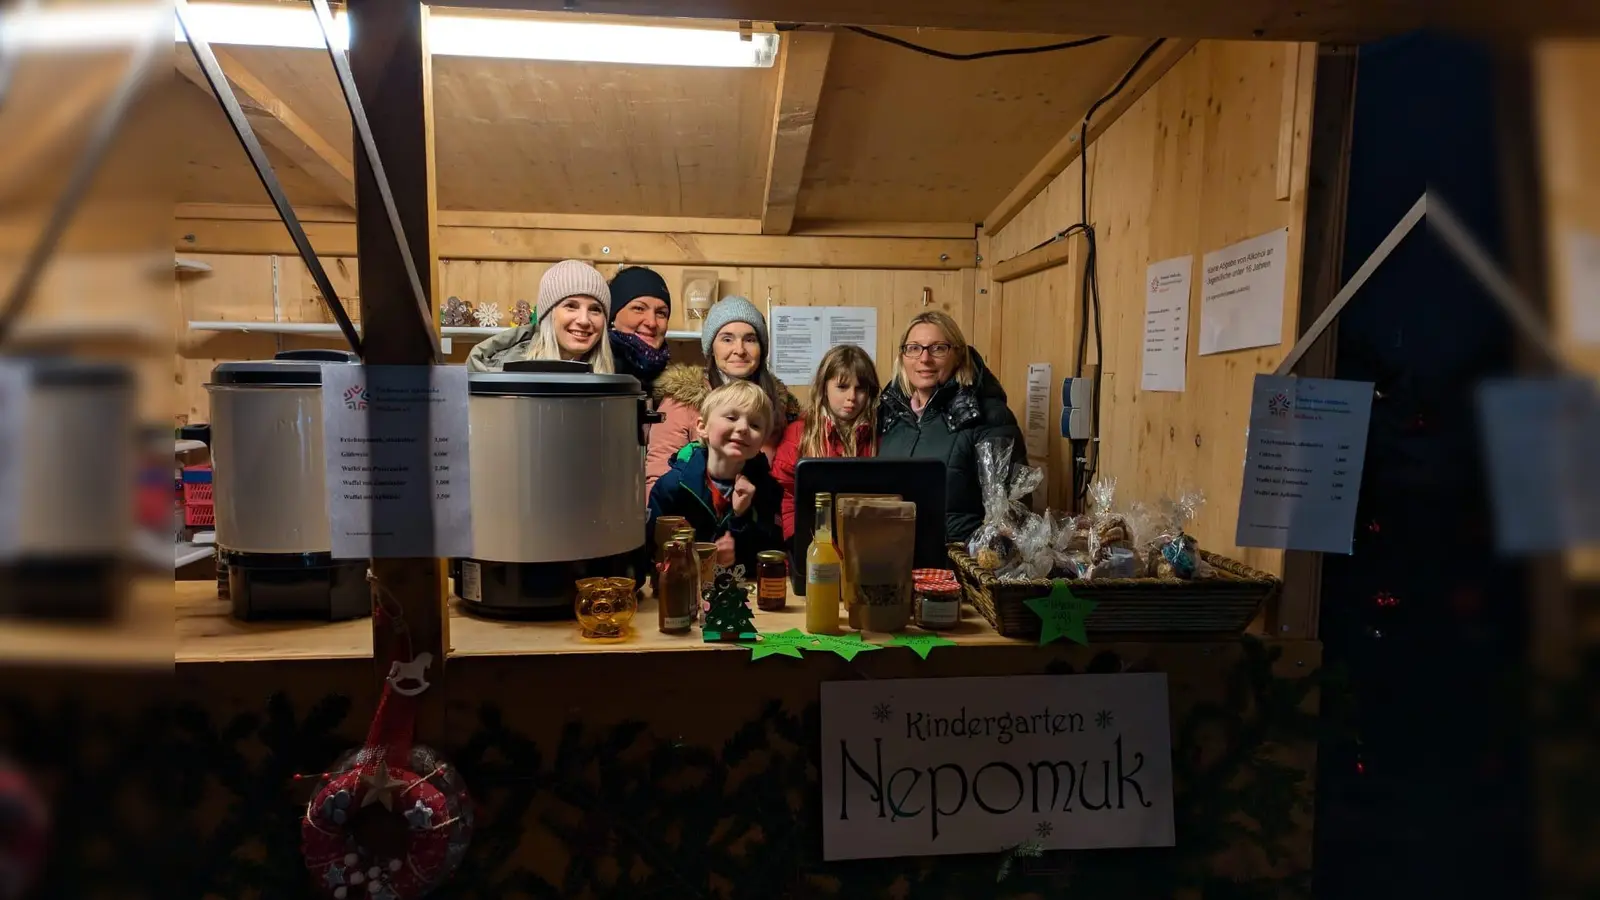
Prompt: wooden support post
<box><xmin>347</xmin><ymin>0</ymin><xmax>448</xmax><ymax>724</ymax></box>
<box><xmin>1269</xmin><ymin>45</ymin><xmax>1354</xmax><ymax>641</ymax></box>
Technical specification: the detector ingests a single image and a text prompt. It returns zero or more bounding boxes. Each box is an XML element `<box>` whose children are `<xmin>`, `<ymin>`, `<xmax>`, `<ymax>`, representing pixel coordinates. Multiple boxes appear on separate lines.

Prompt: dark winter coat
<box><xmin>645</xmin><ymin>442</ymin><xmax>785</xmax><ymax>576</ymax></box>
<box><xmin>876</xmin><ymin>350</ymin><xmax>1026</xmax><ymax>544</ymax></box>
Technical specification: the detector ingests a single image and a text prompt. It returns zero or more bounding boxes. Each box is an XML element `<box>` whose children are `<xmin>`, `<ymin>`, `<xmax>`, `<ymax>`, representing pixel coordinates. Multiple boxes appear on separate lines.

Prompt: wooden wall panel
<box><xmin>747</xmin><ymin>267</ymin><xmax>969</xmax><ymax>399</ymax></box>
<box><xmin>988</xmin><ymin>41</ymin><xmax>1316</xmax><ymax>576</ymax></box>
<box><xmin>1534</xmin><ymin>40</ymin><xmax>1600</xmax><ymax>587</ymax></box>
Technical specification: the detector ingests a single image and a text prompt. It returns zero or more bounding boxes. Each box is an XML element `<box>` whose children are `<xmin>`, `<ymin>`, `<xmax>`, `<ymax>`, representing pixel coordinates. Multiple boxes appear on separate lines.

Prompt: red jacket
<box><xmin>774</xmin><ymin>415</ymin><xmax>878</xmax><ymax>540</ymax></box>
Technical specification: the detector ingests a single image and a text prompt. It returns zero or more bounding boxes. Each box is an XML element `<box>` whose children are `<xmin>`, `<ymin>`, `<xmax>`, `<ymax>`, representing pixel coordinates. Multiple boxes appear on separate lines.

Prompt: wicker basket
<box><xmin>948</xmin><ymin>545</ymin><xmax>1280</xmax><ymax>640</ymax></box>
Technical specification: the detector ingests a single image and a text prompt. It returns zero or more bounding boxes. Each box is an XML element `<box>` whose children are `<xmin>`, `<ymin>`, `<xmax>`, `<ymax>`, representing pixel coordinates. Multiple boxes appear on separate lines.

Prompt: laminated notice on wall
<box><xmin>1199</xmin><ymin>228</ymin><xmax>1288</xmax><ymax>356</ymax></box>
<box><xmin>1141</xmin><ymin>255</ymin><xmax>1192</xmax><ymax>391</ymax></box>
<box><xmin>321</xmin><ymin>365</ymin><xmax>473</xmax><ymax>559</ymax></box>
<box><xmin>1024</xmin><ymin>363</ymin><xmax>1053</xmax><ymax>459</ymax></box>
<box><xmin>770</xmin><ymin>306</ymin><xmax>877</xmax><ymax>384</ymax></box>
<box><xmin>1564</xmin><ymin>229</ymin><xmax>1600</xmax><ymax>346</ymax></box>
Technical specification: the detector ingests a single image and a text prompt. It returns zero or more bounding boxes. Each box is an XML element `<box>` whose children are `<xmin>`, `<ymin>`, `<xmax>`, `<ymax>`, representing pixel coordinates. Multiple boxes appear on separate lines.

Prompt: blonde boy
<box><xmin>646</xmin><ymin>380</ymin><xmax>784</xmax><ymax>571</ymax></box>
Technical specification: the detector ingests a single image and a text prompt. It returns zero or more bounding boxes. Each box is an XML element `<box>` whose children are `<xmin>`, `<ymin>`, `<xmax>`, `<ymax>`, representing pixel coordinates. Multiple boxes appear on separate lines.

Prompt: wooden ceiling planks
<box><xmin>430</xmin><ymin>55</ymin><xmax>779</xmax><ymax>216</ymax></box>
<box><xmin>168</xmin><ymin>72</ymin><xmax>350</xmax><ymax>209</ymax></box>
<box><xmin>797</xmin><ymin>29</ymin><xmax>1151</xmax><ymax>224</ymax></box>
<box><xmin>170</xmin><ymin>22</ymin><xmax>1256</xmax><ymax>225</ymax></box>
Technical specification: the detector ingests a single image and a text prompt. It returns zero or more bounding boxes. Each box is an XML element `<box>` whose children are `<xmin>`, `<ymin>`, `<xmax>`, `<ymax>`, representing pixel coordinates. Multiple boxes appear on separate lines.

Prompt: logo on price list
<box><xmin>343</xmin><ymin>385</ymin><xmax>369</xmax><ymax>410</ymax></box>
<box><xmin>1268</xmin><ymin>391</ymin><xmax>1292</xmax><ymax>417</ymax></box>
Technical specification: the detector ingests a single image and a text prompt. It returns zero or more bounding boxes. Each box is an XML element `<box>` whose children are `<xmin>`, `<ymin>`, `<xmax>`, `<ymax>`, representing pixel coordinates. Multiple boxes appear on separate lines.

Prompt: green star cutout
<box><xmin>742</xmin><ymin>628</ymin><xmax>811</xmax><ymax>661</ymax></box>
<box><xmin>1024</xmin><ymin>581</ymin><xmax>1098</xmax><ymax>646</ymax></box>
<box><xmin>886</xmin><ymin>633</ymin><xmax>959</xmax><ymax>659</ymax></box>
<box><xmin>809</xmin><ymin>632</ymin><xmax>883</xmax><ymax>661</ymax></box>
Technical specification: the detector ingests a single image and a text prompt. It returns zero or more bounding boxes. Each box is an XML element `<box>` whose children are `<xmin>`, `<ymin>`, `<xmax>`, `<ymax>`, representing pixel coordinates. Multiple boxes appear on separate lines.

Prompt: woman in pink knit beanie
<box><xmin>466</xmin><ymin>259</ymin><xmax>614</xmax><ymax>372</ymax></box>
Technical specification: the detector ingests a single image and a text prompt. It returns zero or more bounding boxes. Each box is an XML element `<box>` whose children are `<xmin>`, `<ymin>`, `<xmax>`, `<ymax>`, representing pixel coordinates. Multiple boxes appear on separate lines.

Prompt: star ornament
<box><xmin>810</xmin><ymin>632</ymin><xmax>882</xmax><ymax>661</ymax></box>
<box><xmin>743</xmin><ymin>628</ymin><xmax>810</xmax><ymax>661</ymax></box>
<box><xmin>1024</xmin><ymin>581</ymin><xmax>1098</xmax><ymax>646</ymax></box>
<box><xmin>359</xmin><ymin>767</ymin><xmax>408</xmax><ymax>810</ymax></box>
<box><xmin>404</xmin><ymin>799</ymin><xmax>434</xmax><ymax>831</ymax></box>
<box><xmin>887</xmin><ymin>633</ymin><xmax>958</xmax><ymax>660</ymax></box>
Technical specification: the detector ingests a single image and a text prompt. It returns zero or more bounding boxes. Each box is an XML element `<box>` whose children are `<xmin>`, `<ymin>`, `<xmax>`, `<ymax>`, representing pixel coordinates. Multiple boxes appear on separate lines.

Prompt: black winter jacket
<box><xmin>876</xmin><ymin>351</ymin><xmax>1026</xmax><ymax>544</ymax></box>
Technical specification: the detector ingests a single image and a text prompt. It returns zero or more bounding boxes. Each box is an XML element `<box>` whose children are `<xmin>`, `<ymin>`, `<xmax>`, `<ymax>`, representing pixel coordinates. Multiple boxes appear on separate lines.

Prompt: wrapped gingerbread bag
<box><xmin>1047</xmin><ymin>509</ymin><xmax>1094</xmax><ymax>578</ymax></box>
<box><xmin>965</xmin><ymin>438</ymin><xmax>1046</xmax><ymax>575</ymax></box>
<box><xmin>1143</xmin><ymin>489</ymin><xmax>1213</xmax><ymax>579</ymax></box>
<box><xmin>1084</xmin><ymin>476</ymin><xmax>1141</xmax><ymax>580</ymax></box>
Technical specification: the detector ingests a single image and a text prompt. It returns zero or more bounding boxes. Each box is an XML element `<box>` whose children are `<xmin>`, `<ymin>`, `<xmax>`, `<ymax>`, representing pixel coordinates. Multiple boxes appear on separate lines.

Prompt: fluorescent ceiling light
<box><xmin>171</xmin><ymin>2</ymin><xmax>778</xmax><ymax>68</ymax></box>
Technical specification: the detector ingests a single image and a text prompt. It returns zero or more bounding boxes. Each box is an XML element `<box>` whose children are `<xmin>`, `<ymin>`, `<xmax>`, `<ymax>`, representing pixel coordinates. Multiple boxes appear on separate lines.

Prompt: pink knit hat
<box><xmin>536</xmin><ymin>260</ymin><xmax>611</xmax><ymax>323</ymax></box>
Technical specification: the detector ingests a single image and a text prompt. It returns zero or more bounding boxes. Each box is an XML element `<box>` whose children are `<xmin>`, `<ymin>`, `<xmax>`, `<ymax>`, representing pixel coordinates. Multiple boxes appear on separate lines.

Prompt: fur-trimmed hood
<box><xmin>652</xmin><ymin>363</ymin><xmax>712</xmax><ymax>406</ymax></box>
<box><xmin>652</xmin><ymin>363</ymin><xmax>802</xmax><ymax>426</ymax></box>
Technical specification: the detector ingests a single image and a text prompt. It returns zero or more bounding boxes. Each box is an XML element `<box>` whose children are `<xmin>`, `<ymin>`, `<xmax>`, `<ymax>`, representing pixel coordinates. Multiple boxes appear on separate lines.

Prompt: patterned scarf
<box><xmin>608</xmin><ymin>329</ymin><xmax>670</xmax><ymax>386</ymax></box>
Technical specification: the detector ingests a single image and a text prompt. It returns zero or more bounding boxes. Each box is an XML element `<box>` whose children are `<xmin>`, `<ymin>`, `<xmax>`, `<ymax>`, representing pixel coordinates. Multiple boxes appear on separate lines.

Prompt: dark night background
<box><xmin>1313</xmin><ymin>32</ymin><xmax>1532</xmax><ymax>900</ymax></box>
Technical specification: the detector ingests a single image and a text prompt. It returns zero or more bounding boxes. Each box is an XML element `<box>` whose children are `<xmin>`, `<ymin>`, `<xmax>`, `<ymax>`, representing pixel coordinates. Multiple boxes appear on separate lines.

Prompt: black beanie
<box><xmin>608</xmin><ymin>266</ymin><xmax>672</xmax><ymax>322</ymax></box>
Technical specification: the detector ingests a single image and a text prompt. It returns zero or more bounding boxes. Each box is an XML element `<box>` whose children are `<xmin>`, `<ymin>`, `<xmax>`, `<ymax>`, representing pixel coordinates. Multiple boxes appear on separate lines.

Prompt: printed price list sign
<box><xmin>1236</xmin><ymin>375</ymin><xmax>1374</xmax><ymax>554</ymax></box>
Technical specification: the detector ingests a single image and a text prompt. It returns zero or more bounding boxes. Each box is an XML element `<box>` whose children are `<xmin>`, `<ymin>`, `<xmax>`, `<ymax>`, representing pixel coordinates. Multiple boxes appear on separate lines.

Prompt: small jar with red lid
<box><xmin>913</xmin><ymin>569</ymin><xmax>962</xmax><ymax>630</ymax></box>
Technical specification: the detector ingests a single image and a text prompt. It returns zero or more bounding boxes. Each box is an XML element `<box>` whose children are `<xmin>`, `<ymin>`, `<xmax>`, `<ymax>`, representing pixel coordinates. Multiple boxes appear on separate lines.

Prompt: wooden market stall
<box><xmin>22</xmin><ymin>3</ymin><xmax>1596</xmax><ymax>899</ymax></box>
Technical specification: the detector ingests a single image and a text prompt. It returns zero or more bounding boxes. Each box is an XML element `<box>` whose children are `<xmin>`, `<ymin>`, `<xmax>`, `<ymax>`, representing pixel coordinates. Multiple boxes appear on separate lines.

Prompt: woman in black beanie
<box><xmin>607</xmin><ymin>266</ymin><xmax>672</xmax><ymax>393</ymax></box>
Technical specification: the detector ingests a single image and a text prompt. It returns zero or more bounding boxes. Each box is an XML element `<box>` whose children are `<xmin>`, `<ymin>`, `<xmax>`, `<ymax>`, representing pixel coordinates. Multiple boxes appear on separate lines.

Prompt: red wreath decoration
<box><xmin>300</xmin><ymin>586</ymin><xmax>472</xmax><ymax>900</ymax></box>
<box><xmin>0</xmin><ymin>757</ymin><xmax>48</xmax><ymax>900</ymax></box>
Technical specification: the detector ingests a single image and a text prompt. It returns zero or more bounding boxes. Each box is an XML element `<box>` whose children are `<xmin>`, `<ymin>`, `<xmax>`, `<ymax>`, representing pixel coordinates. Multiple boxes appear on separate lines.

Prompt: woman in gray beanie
<box><xmin>466</xmin><ymin>259</ymin><xmax>614</xmax><ymax>373</ymax></box>
<box><xmin>645</xmin><ymin>295</ymin><xmax>799</xmax><ymax>493</ymax></box>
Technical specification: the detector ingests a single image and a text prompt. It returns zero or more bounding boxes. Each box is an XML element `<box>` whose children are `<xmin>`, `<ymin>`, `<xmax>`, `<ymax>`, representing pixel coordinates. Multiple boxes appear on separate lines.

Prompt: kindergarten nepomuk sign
<box><xmin>820</xmin><ymin>674</ymin><xmax>1175</xmax><ymax>860</ymax></box>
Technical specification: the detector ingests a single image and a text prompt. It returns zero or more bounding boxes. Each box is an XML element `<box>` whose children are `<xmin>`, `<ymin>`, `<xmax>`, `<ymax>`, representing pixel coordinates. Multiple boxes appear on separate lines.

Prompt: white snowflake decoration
<box><xmin>472</xmin><ymin>302</ymin><xmax>502</xmax><ymax>328</ymax></box>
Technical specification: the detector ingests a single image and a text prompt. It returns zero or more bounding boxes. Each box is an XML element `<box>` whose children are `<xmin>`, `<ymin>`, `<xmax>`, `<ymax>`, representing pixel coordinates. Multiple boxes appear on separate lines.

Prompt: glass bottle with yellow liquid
<box><xmin>805</xmin><ymin>493</ymin><xmax>842</xmax><ymax>634</ymax></box>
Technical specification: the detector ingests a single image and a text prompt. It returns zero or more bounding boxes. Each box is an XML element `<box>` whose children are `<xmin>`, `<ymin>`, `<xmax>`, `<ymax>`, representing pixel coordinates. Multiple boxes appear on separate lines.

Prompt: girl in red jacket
<box><xmin>773</xmin><ymin>344</ymin><xmax>881</xmax><ymax>540</ymax></box>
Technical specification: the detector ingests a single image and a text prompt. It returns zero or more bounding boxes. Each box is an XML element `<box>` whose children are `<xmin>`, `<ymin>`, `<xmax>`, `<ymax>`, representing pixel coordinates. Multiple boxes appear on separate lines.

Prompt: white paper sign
<box><xmin>0</xmin><ymin>362</ymin><xmax>29</xmax><ymax>560</ymax></box>
<box><xmin>1476</xmin><ymin>377</ymin><xmax>1600</xmax><ymax>554</ymax></box>
<box><xmin>1564</xmin><ymin>229</ymin><xmax>1600</xmax><ymax>346</ymax></box>
<box><xmin>1199</xmin><ymin>228</ymin><xmax>1289</xmax><ymax>356</ymax></box>
<box><xmin>769</xmin><ymin>306</ymin><xmax>877</xmax><ymax>385</ymax></box>
<box><xmin>1236</xmin><ymin>375</ymin><xmax>1374</xmax><ymax>554</ymax></box>
<box><xmin>821</xmin><ymin>674</ymin><xmax>1175</xmax><ymax>861</ymax></box>
<box><xmin>1142</xmin><ymin>256</ymin><xmax>1192</xmax><ymax>391</ymax></box>
<box><xmin>1024</xmin><ymin>363</ymin><xmax>1053</xmax><ymax>458</ymax></box>
<box><xmin>321</xmin><ymin>365</ymin><xmax>472</xmax><ymax>559</ymax></box>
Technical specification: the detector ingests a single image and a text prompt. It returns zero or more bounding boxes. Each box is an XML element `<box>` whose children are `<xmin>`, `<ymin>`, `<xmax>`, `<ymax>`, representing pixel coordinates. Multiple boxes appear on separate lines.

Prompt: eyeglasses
<box><xmin>901</xmin><ymin>342</ymin><xmax>954</xmax><ymax>360</ymax></box>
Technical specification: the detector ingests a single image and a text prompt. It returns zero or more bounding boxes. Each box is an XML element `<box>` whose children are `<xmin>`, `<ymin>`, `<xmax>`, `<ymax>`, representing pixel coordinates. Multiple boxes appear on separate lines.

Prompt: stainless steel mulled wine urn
<box><xmin>456</xmin><ymin>360</ymin><xmax>651</xmax><ymax>619</ymax></box>
<box><xmin>206</xmin><ymin>349</ymin><xmax>368</xmax><ymax>621</ymax></box>
<box><xmin>0</xmin><ymin>358</ymin><xmax>134</xmax><ymax>620</ymax></box>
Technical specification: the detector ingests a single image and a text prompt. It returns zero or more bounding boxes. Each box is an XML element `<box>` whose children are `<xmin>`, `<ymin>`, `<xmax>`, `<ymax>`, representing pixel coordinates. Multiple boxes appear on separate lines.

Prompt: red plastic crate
<box><xmin>183</xmin><ymin>466</ymin><xmax>214</xmax><ymax>528</ymax></box>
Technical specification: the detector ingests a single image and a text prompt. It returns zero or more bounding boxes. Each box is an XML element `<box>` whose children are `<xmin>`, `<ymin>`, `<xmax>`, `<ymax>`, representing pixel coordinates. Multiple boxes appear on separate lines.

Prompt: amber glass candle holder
<box><xmin>575</xmin><ymin>576</ymin><xmax>637</xmax><ymax>640</ymax></box>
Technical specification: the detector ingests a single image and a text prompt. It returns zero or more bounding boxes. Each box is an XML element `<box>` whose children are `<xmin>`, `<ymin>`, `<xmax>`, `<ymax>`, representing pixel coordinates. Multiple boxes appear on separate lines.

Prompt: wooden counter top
<box><xmin>175</xmin><ymin>579</ymin><xmax>1021</xmax><ymax>665</ymax></box>
<box><xmin>1</xmin><ymin>579</ymin><xmax>174</xmax><ymax>669</ymax></box>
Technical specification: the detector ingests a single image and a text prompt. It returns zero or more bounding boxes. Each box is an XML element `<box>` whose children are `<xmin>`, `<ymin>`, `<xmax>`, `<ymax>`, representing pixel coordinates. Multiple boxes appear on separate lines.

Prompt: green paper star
<box><xmin>887</xmin><ymin>633</ymin><xmax>959</xmax><ymax>659</ymax></box>
<box><xmin>1024</xmin><ymin>581</ymin><xmax>1098</xmax><ymax>646</ymax></box>
<box><xmin>809</xmin><ymin>632</ymin><xmax>883</xmax><ymax>662</ymax></box>
<box><xmin>743</xmin><ymin>628</ymin><xmax>811</xmax><ymax>661</ymax></box>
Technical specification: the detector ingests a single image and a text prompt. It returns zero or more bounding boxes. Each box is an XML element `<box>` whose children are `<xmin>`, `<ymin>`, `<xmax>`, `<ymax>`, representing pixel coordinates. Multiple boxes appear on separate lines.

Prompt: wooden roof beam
<box><xmin>176</xmin><ymin>49</ymin><xmax>356</xmax><ymax>208</ymax></box>
<box><xmin>433</xmin><ymin>0</ymin><xmax>1431</xmax><ymax>42</ymax></box>
<box><xmin>760</xmin><ymin>28</ymin><xmax>834</xmax><ymax>235</ymax></box>
<box><xmin>982</xmin><ymin>39</ymin><xmax>1196</xmax><ymax>237</ymax></box>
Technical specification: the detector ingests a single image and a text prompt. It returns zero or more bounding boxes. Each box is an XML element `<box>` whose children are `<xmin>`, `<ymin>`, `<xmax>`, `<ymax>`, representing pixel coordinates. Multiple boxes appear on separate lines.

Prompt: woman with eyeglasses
<box><xmin>877</xmin><ymin>310</ymin><xmax>1025</xmax><ymax>543</ymax></box>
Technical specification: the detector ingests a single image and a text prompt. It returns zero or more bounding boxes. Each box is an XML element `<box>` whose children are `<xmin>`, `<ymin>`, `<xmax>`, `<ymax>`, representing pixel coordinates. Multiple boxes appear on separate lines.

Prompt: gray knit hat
<box><xmin>701</xmin><ymin>295</ymin><xmax>768</xmax><ymax>355</ymax></box>
<box><xmin>537</xmin><ymin>259</ymin><xmax>611</xmax><ymax>324</ymax></box>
